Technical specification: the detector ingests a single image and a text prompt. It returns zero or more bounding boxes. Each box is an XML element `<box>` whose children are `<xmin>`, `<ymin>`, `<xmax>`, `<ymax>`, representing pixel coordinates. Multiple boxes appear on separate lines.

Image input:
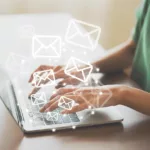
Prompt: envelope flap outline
<box><xmin>58</xmin><ymin>96</ymin><xmax>75</xmax><ymax>110</ymax></box>
<box><xmin>48</xmin><ymin>38</ymin><xmax>61</xmax><ymax>56</ymax></box>
<box><xmin>33</xmin><ymin>69</ymin><xmax>55</xmax><ymax>81</ymax></box>
<box><xmin>46</xmin><ymin>112</ymin><xmax>58</xmax><ymax>121</ymax></box>
<box><xmin>66</xmin><ymin>20</ymin><xmax>80</xmax><ymax>39</ymax></box>
<box><xmin>32</xmin><ymin>35</ymin><xmax>61</xmax><ymax>58</ymax></box>
<box><xmin>33</xmin><ymin>36</ymin><xmax>60</xmax><ymax>48</ymax></box>
<box><xmin>65</xmin><ymin>19</ymin><xmax>101</xmax><ymax>50</ymax></box>
<box><xmin>32</xmin><ymin>69</ymin><xmax>55</xmax><ymax>87</ymax></box>
<box><xmin>64</xmin><ymin>57</ymin><xmax>93</xmax><ymax>82</ymax></box>
<box><xmin>66</xmin><ymin>20</ymin><xmax>82</xmax><ymax>39</ymax></box>
<box><xmin>65</xmin><ymin>57</ymin><xmax>93</xmax><ymax>72</ymax></box>
<box><xmin>31</xmin><ymin>92</ymin><xmax>47</xmax><ymax>105</ymax></box>
<box><xmin>68</xmin><ymin>19</ymin><xmax>97</xmax><ymax>36</ymax></box>
<box><xmin>32</xmin><ymin>93</ymin><xmax>46</xmax><ymax>101</ymax></box>
<box><xmin>67</xmin><ymin>19</ymin><xmax>100</xmax><ymax>38</ymax></box>
<box><xmin>74</xmin><ymin>19</ymin><xmax>100</xmax><ymax>32</ymax></box>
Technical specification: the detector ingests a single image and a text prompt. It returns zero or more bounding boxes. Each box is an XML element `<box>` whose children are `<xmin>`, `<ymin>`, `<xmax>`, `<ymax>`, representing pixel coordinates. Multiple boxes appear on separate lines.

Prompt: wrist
<box><xmin>117</xmin><ymin>86</ymin><xmax>130</xmax><ymax>106</ymax></box>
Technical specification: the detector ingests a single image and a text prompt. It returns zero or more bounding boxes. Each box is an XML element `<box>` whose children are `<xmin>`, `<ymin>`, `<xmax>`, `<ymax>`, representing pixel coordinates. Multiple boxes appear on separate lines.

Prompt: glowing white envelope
<box><xmin>98</xmin><ymin>88</ymin><xmax>113</xmax><ymax>107</ymax></box>
<box><xmin>58</xmin><ymin>96</ymin><xmax>75</xmax><ymax>110</ymax></box>
<box><xmin>74</xmin><ymin>87</ymin><xmax>112</xmax><ymax>108</ymax></box>
<box><xmin>32</xmin><ymin>35</ymin><xmax>62</xmax><ymax>58</ymax></box>
<box><xmin>19</xmin><ymin>25</ymin><xmax>35</xmax><ymax>38</ymax></box>
<box><xmin>46</xmin><ymin>112</ymin><xmax>59</xmax><ymax>121</ymax></box>
<box><xmin>5</xmin><ymin>52</ymin><xmax>30</xmax><ymax>73</ymax></box>
<box><xmin>64</xmin><ymin>57</ymin><xmax>93</xmax><ymax>82</ymax></box>
<box><xmin>32</xmin><ymin>69</ymin><xmax>55</xmax><ymax>88</ymax></box>
<box><xmin>65</xmin><ymin>19</ymin><xmax>101</xmax><ymax>50</ymax></box>
<box><xmin>31</xmin><ymin>92</ymin><xmax>47</xmax><ymax>105</ymax></box>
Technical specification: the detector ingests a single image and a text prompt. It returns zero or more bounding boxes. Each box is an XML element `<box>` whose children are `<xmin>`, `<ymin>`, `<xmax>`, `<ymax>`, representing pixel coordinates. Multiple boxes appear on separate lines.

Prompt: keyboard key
<box><xmin>32</xmin><ymin>113</ymin><xmax>45</xmax><ymax>126</ymax></box>
<box><xmin>57</xmin><ymin>108</ymin><xmax>80</xmax><ymax>123</ymax></box>
<box><xmin>61</xmin><ymin>114</ymin><xmax>71</xmax><ymax>123</ymax></box>
<box><xmin>32</xmin><ymin>121</ymin><xmax>45</xmax><ymax>127</ymax></box>
<box><xmin>47</xmin><ymin>109</ymin><xmax>63</xmax><ymax>124</ymax></box>
<box><xmin>38</xmin><ymin>104</ymin><xmax>45</xmax><ymax>109</ymax></box>
<box><xmin>57</xmin><ymin>107</ymin><xmax>64</xmax><ymax>113</ymax></box>
<box><xmin>70</xmin><ymin>116</ymin><xmax>80</xmax><ymax>122</ymax></box>
<box><xmin>42</xmin><ymin>113</ymin><xmax>54</xmax><ymax>125</ymax></box>
<box><xmin>31</xmin><ymin>105</ymin><xmax>40</xmax><ymax>112</ymax></box>
<box><xmin>43</xmin><ymin>118</ymin><xmax>54</xmax><ymax>125</ymax></box>
<box><xmin>69</xmin><ymin>113</ymin><xmax>80</xmax><ymax>122</ymax></box>
<box><xmin>69</xmin><ymin>113</ymin><xmax>78</xmax><ymax>118</ymax></box>
<box><xmin>53</xmin><ymin>114</ymin><xmax>63</xmax><ymax>124</ymax></box>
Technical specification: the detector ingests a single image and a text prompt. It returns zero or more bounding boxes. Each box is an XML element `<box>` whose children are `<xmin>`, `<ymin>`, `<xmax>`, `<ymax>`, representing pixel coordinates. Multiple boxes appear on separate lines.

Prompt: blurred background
<box><xmin>0</xmin><ymin>0</ymin><xmax>140</xmax><ymax>49</ymax></box>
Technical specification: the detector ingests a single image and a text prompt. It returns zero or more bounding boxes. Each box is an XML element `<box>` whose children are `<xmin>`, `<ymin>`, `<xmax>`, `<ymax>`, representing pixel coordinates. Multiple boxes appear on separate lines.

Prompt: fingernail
<box><xmin>28</xmin><ymin>93</ymin><xmax>32</xmax><ymax>98</ymax></box>
<box><xmin>40</xmin><ymin>107</ymin><xmax>44</xmax><ymax>112</ymax></box>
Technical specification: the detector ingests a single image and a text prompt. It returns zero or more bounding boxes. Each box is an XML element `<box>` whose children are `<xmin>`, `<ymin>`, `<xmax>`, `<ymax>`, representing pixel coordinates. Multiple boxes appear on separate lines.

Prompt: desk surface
<box><xmin>0</xmin><ymin>14</ymin><xmax>150</xmax><ymax>150</ymax></box>
<box><xmin>0</xmin><ymin>73</ymin><xmax>150</xmax><ymax>150</ymax></box>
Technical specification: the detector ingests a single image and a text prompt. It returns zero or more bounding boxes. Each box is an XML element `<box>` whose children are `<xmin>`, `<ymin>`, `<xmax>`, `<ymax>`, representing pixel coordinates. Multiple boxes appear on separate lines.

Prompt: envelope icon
<box><xmin>32</xmin><ymin>35</ymin><xmax>62</xmax><ymax>58</ymax></box>
<box><xmin>74</xmin><ymin>87</ymin><xmax>112</xmax><ymax>108</ymax></box>
<box><xmin>32</xmin><ymin>69</ymin><xmax>55</xmax><ymax>88</ymax></box>
<box><xmin>5</xmin><ymin>52</ymin><xmax>30</xmax><ymax>73</ymax></box>
<box><xmin>31</xmin><ymin>92</ymin><xmax>47</xmax><ymax>105</ymax></box>
<box><xmin>64</xmin><ymin>57</ymin><xmax>93</xmax><ymax>82</ymax></box>
<box><xmin>46</xmin><ymin>112</ymin><xmax>59</xmax><ymax>121</ymax></box>
<box><xmin>65</xmin><ymin>19</ymin><xmax>101</xmax><ymax>50</ymax></box>
<box><xmin>58</xmin><ymin>96</ymin><xmax>75</xmax><ymax>110</ymax></box>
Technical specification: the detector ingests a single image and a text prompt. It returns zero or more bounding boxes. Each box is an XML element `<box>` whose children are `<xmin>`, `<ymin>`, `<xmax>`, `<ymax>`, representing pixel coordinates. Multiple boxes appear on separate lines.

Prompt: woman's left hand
<box><xmin>40</xmin><ymin>85</ymin><xmax>127</xmax><ymax>114</ymax></box>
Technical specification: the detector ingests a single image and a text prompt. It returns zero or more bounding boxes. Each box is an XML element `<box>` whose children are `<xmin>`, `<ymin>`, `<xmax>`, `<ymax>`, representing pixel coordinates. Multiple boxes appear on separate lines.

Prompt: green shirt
<box><xmin>131</xmin><ymin>0</ymin><xmax>150</xmax><ymax>92</ymax></box>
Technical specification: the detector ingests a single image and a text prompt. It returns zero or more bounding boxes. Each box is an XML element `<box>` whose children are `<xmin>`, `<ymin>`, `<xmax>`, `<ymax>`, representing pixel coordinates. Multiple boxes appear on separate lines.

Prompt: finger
<box><xmin>42</xmin><ymin>94</ymin><xmax>84</xmax><ymax>112</ymax></box>
<box><xmin>40</xmin><ymin>95</ymin><xmax>60</xmax><ymax>112</ymax></box>
<box><xmin>28</xmin><ymin>87</ymin><xmax>40</xmax><ymax>98</ymax></box>
<box><xmin>55</xmin><ymin>77</ymin><xmax>80</xmax><ymax>89</ymax></box>
<box><xmin>53</xmin><ymin>65</ymin><xmax>63</xmax><ymax>72</ymax></box>
<box><xmin>60</xmin><ymin>94</ymin><xmax>84</xmax><ymax>103</ymax></box>
<box><xmin>61</xmin><ymin>104</ymin><xmax>88</xmax><ymax>114</ymax></box>
<box><xmin>54</xmin><ymin>67</ymin><xmax>69</xmax><ymax>79</ymax></box>
<box><xmin>29</xmin><ymin>66</ymin><xmax>45</xmax><ymax>83</ymax></box>
<box><xmin>33</xmin><ymin>76</ymin><xmax>50</xmax><ymax>87</ymax></box>
<box><xmin>45</xmin><ymin>95</ymin><xmax>84</xmax><ymax>112</ymax></box>
<box><xmin>55</xmin><ymin>79</ymin><xmax>68</xmax><ymax>89</ymax></box>
<box><xmin>31</xmin><ymin>66</ymin><xmax>63</xmax><ymax>87</ymax></box>
<box><xmin>29</xmin><ymin>65</ymin><xmax>54</xmax><ymax>83</ymax></box>
<box><xmin>55</xmin><ymin>72</ymin><xmax>68</xmax><ymax>79</ymax></box>
<box><xmin>50</xmin><ymin>88</ymin><xmax>76</xmax><ymax>100</ymax></box>
<box><xmin>44</xmin><ymin>100</ymin><xmax>59</xmax><ymax>112</ymax></box>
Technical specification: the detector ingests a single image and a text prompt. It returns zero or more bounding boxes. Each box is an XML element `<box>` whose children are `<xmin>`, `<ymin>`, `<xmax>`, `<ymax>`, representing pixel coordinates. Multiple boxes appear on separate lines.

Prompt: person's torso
<box><xmin>131</xmin><ymin>0</ymin><xmax>150</xmax><ymax>92</ymax></box>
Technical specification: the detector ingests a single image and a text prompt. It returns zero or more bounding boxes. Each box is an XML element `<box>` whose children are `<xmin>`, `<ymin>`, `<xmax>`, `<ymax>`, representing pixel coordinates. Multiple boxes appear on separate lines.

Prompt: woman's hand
<box><xmin>28</xmin><ymin>65</ymin><xmax>86</xmax><ymax>96</ymax></box>
<box><xmin>40</xmin><ymin>85</ymin><xmax>126</xmax><ymax>114</ymax></box>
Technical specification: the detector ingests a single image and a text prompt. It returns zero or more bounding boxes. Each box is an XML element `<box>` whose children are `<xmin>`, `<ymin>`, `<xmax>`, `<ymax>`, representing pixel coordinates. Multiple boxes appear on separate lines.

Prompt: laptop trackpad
<box><xmin>77</xmin><ymin>107</ymin><xmax>122</xmax><ymax>125</ymax></box>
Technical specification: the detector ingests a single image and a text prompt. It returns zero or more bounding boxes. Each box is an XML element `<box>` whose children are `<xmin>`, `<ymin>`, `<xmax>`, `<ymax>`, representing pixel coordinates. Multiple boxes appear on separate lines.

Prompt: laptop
<box><xmin>0</xmin><ymin>66</ymin><xmax>123</xmax><ymax>133</ymax></box>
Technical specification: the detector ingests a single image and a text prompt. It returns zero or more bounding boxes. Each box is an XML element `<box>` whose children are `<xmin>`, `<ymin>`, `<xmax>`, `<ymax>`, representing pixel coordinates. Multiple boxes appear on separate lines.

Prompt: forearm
<box><xmin>93</xmin><ymin>39</ymin><xmax>136</xmax><ymax>73</ymax></box>
<box><xmin>121</xmin><ymin>87</ymin><xmax>150</xmax><ymax>116</ymax></box>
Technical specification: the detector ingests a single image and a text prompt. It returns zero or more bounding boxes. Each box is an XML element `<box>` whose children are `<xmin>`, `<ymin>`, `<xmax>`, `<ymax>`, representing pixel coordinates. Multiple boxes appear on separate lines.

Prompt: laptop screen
<box><xmin>0</xmin><ymin>66</ymin><xmax>20</xmax><ymax>123</ymax></box>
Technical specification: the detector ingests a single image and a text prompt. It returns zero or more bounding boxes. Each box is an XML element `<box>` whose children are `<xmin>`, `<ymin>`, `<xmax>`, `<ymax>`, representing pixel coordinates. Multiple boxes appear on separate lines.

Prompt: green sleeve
<box><xmin>133</xmin><ymin>0</ymin><xmax>149</xmax><ymax>43</ymax></box>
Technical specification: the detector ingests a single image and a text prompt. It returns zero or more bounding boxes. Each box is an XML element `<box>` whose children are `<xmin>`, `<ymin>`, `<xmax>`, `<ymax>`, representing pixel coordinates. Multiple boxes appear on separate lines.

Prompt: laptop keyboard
<box><xmin>27</xmin><ymin>102</ymin><xmax>80</xmax><ymax>127</ymax></box>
